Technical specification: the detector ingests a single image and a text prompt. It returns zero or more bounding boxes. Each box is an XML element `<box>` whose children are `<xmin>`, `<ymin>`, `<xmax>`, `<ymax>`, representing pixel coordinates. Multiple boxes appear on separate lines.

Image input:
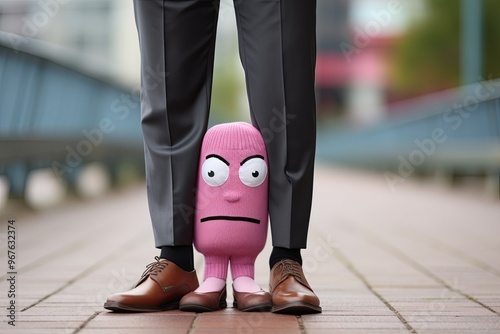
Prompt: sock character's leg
<box><xmin>230</xmin><ymin>255</ymin><xmax>262</xmax><ymax>293</ymax></box>
<box><xmin>195</xmin><ymin>255</ymin><xmax>229</xmax><ymax>293</ymax></box>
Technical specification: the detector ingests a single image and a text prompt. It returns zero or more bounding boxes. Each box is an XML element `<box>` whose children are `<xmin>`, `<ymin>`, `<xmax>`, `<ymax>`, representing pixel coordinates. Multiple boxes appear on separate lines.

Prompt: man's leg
<box><xmin>137</xmin><ymin>0</ymin><xmax>219</xmax><ymax>265</ymax></box>
<box><xmin>233</xmin><ymin>0</ymin><xmax>320</xmax><ymax>314</ymax></box>
<box><xmin>234</xmin><ymin>0</ymin><xmax>316</xmax><ymax>250</ymax></box>
<box><xmin>104</xmin><ymin>0</ymin><xmax>220</xmax><ymax>312</ymax></box>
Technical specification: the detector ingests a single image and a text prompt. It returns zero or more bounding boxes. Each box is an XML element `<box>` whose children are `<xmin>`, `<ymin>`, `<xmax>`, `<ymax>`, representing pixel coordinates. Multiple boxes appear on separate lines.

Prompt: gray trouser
<box><xmin>133</xmin><ymin>0</ymin><xmax>316</xmax><ymax>249</ymax></box>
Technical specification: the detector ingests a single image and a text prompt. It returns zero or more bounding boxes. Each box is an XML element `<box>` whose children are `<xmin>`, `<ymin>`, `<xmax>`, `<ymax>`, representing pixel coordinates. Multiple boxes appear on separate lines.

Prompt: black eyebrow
<box><xmin>206</xmin><ymin>154</ymin><xmax>230</xmax><ymax>166</ymax></box>
<box><xmin>240</xmin><ymin>155</ymin><xmax>265</xmax><ymax>166</ymax></box>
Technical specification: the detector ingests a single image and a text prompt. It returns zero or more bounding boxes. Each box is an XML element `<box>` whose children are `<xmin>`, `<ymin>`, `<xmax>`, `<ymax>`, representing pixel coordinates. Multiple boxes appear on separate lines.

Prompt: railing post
<box><xmin>461</xmin><ymin>0</ymin><xmax>483</xmax><ymax>85</ymax></box>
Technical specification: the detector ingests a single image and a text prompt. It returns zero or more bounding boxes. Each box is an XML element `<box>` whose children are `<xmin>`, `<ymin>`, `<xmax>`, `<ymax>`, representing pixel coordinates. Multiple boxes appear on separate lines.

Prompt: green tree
<box><xmin>391</xmin><ymin>0</ymin><xmax>500</xmax><ymax>96</ymax></box>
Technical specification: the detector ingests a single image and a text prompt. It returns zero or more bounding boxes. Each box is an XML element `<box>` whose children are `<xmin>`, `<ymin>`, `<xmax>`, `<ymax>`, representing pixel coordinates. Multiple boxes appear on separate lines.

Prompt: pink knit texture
<box><xmin>194</xmin><ymin>122</ymin><xmax>268</xmax><ymax>281</ymax></box>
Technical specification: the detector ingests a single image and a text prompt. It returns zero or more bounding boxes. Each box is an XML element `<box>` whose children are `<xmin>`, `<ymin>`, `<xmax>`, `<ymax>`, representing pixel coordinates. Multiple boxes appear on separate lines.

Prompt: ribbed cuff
<box><xmin>204</xmin><ymin>255</ymin><xmax>230</xmax><ymax>280</ymax></box>
<box><xmin>230</xmin><ymin>255</ymin><xmax>257</xmax><ymax>279</ymax></box>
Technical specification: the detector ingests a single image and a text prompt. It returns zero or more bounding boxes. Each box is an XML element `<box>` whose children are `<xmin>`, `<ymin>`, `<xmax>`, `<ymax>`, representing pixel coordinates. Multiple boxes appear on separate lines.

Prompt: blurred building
<box><xmin>0</xmin><ymin>0</ymin><xmax>139</xmax><ymax>86</ymax></box>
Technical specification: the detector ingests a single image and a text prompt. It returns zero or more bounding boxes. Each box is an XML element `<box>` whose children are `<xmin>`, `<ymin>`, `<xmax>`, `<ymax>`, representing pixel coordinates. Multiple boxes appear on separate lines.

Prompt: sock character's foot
<box><xmin>179</xmin><ymin>285</ymin><xmax>227</xmax><ymax>312</ymax></box>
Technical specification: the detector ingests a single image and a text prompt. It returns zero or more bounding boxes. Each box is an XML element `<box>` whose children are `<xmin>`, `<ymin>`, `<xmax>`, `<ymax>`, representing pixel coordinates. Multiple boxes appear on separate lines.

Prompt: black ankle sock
<box><xmin>160</xmin><ymin>246</ymin><xmax>194</xmax><ymax>272</ymax></box>
<box><xmin>269</xmin><ymin>247</ymin><xmax>302</xmax><ymax>269</ymax></box>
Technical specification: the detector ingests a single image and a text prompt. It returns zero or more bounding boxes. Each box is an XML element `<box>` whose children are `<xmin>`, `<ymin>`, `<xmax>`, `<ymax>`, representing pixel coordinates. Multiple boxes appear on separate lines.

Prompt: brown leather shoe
<box><xmin>233</xmin><ymin>286</ymin><xmax>272</xmax><ymax>312</ymax></box>
<box><xmin>179</xmin><ymin>286</ymin><xmax>227</xmax><ymax>312</ymax></box>
<box><xmin>269</xmin><ymin>259</ymin><xmax>322</xmax><ymax>314</ymax></box>
<box><xmin>104</xmin><ymin>257</ymin><xmax>199</xmax><ymax>312</ymax></box>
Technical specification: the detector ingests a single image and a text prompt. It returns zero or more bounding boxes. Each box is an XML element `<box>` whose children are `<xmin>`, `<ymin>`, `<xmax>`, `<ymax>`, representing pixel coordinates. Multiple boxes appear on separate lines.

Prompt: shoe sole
<box><xmin>103</xmin><ymin>301</ymin><xmax>179</xmax><ymax>313</ymax></box>
<box><xmin>271</xmin><ymin>301</ymin><xmax>322</xmax><ymax>315</ymax></box>
<box><xmin>233</xmin><ymin>301</ymin><xmax>272</xmax><ymax>312</ymax></box>
<box><xmin>179</xmin><ymin>300</ymin><xmax>227</xmax><ymax>313</ymax></box>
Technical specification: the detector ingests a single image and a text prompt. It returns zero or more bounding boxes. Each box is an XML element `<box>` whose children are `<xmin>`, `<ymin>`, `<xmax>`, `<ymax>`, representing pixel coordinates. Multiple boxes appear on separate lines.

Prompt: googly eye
<box><xmin>239</xmin><ymin>157</ymin><xmax>267</xmax><ymax>187</ymax></box>
<box><xmin>202</xmin><ymin>157</ymin><xmax>229</xmax><ymax>187</ymax></box>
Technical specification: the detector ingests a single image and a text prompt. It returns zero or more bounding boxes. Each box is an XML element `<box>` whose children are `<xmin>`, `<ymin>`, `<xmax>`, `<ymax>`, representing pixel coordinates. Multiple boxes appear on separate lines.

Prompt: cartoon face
<box><xmin>194</xmin><ymin>122</ymin><xmax>269</xmax><ymax>254</ymax></box>
<box><xmin>196</xmin><ymin>122</ymin><xmax>269</xmax><ymax>225</ymax></box>
<box><xmin>199</xmin><ymin>152</ymin><xmax>268</xmax><ymax>224</ymax></box>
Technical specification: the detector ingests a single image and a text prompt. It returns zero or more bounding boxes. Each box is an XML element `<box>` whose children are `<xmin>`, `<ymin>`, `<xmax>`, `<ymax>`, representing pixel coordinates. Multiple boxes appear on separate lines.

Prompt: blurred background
<box><xmin>0</xmin><ymin>0</ymin><xmax>499</xmax><ymax>215</ymax></box>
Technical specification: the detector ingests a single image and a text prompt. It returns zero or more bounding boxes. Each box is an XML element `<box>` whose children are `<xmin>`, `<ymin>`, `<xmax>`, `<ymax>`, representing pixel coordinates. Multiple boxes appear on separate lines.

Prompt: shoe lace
<box><xmin>276</xmin><ymin>259</ymin><xmax>302</xmax><ymax>281</ymax></box>
<box><xmin>139</xmin><ymin>256</ymin><xmax>168</xmax><ymax>280</ymax></box>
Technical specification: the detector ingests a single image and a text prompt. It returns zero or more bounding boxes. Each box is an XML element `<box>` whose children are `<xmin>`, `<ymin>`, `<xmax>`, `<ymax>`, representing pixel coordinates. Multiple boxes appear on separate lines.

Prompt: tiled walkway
<box><xmin>1</xmin><ymin>165</ymin><xmax>499</xmax><ymax>333</ymax></box>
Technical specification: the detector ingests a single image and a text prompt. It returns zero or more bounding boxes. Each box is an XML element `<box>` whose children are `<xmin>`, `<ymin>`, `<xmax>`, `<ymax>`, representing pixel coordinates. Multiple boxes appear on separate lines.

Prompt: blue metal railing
<box><xmin>317</xmin><ymin>81</ymin><xmax>500</xmax><ymax>177</ymax></box>
<box><xmin>0</xmin><ymin>32</ymin><xmax>143</xmax><ymax>197</ymax></box>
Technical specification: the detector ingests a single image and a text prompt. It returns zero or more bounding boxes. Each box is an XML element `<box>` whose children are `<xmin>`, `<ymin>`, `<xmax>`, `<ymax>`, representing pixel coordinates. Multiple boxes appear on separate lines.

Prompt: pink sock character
<box><xmin>194</xmin><ymin>122</ymin><xmax>268</xmax><ymax>294</ymax></box>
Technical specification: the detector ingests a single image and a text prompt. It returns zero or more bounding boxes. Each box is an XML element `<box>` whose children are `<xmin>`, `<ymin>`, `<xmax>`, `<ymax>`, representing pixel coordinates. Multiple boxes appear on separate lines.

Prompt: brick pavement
<box><xmin>1</xmin><ymin>165</ymin><xmax>499</xmax><ymax>333</ymax></box>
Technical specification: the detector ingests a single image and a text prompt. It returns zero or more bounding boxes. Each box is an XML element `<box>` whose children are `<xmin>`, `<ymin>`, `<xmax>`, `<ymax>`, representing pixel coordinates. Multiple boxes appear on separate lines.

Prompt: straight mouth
<box><xmin>200</xmin><ymin>216</ymin><xmax>260</xmax><ymax>224</ymax></box>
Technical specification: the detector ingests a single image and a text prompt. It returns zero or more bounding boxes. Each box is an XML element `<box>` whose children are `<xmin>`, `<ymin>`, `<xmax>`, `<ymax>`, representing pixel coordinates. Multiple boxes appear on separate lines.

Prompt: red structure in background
<box><xmin>315</xmin><ymin>0</ymin><xmax>403</xmax><ymax>121</ymax></box>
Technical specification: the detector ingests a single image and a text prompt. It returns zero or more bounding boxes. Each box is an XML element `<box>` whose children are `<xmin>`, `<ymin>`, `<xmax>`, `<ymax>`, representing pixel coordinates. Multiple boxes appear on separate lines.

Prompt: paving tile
<box><xmin>0</xmin><ymin>329</ymin><xmax>74</xmax><ymax>334</ymax></box>
<box><xmin>95</xmin><ymin>311</ymin><xmax>194</xmax><ymax>319</ymax></box>
<box><xmin>418</xmin><ymin>331</ymin><xmax>500</xmax><ymax>334</ymax></box>
<box><xmin>192</xmin><ymin>329</ymin><xmax>300</xmax><ymax>334</ymax></box>
<box><xmin>302</xmin><ymin>315</ymin><xmax>407</xmax><ymax>329</ymax></box>
<box><xmin>21</xmin><ymin>305</ymin><xmax>102</xmax><ymax>316</ymax></box>
<box><xmin>195</xmin><ymin>312</ymin><xmax>299</xmax><ymax>330</ymax></box>
<box><xmin>11</xmin><ymin>321</ymin><xmax>81</xmax><ymax>329</ymax></box>
<box><xmin>86</xmin><ymin>313</ymin><xmax>195</xmax><ymax>329</ymax></box>
<box><xmin>409</xmin><ymin>321</ymin><xmax>500</xmax><ymax>330</ymax></box>
<box><xmin>16</xmin><ymin>315</ymin><xmax>90</xmax><ymax>322</ymax></box>
<box><xmin>399</xmin><ymin>309</ymin><xmax>496</xmax><ymax>317</ymax></box>
<box><xmin>389</xmin><ymin>301</ymin><xmax>493</xmax><ymax>312</ymax></box>
<box><xmin>308</xmin><ymin>308</ymin><xmax>395</xmax><ymax>316</ymax></box>
<box><xmin>80</xmin><ymin>329</ymin><xmax>188</xmax><ymax>334</ymax></box>
<box><xmin>304</xmin><ymin>330</ymin><xmax>409</xmax><ymax>334</ymax></box>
